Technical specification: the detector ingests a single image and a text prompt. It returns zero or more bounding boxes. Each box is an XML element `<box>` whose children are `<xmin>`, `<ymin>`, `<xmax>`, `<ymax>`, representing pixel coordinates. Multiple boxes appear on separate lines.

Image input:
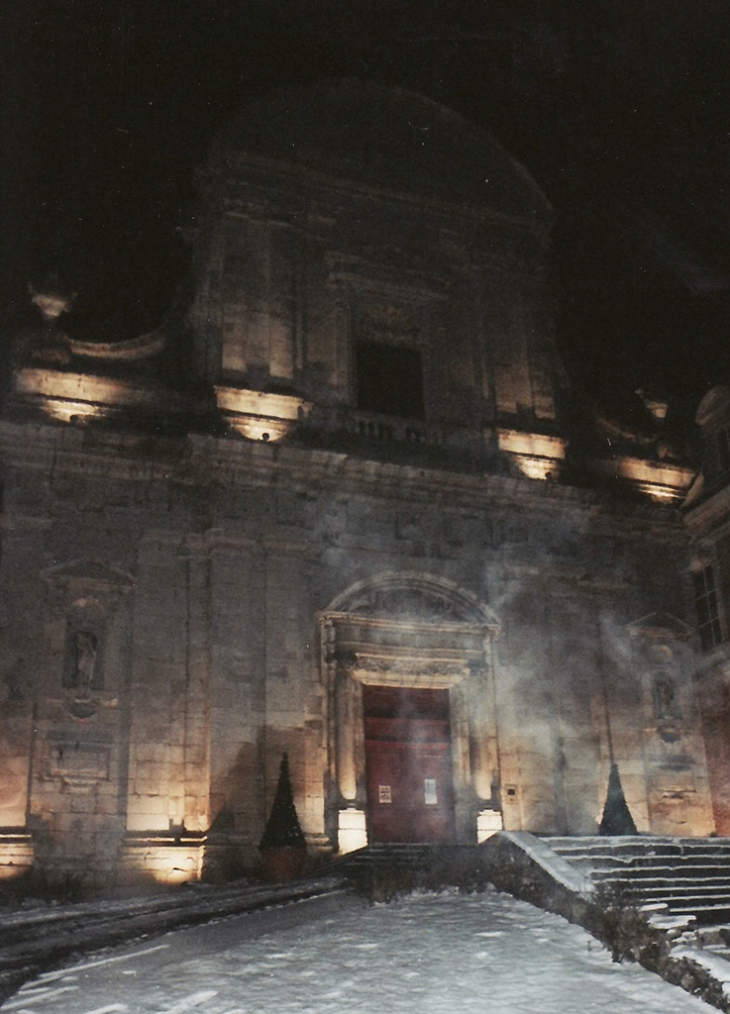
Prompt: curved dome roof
<box><xmin>212</xmin><ymin>79</ymin><xmax>551</xmax><ymax>222</ymax></box>
<box><xmin>696</xmin><ymin>385</ymin><xmax>730</xmax><ymax>426</ymax></box>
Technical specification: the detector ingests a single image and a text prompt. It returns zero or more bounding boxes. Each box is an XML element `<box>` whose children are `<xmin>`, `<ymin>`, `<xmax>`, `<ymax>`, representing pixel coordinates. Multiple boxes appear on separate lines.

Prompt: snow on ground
<box><xmin>3</xmin><ymin>888</ymin><xmax>717</xmax><ymax>1014</ymax></box>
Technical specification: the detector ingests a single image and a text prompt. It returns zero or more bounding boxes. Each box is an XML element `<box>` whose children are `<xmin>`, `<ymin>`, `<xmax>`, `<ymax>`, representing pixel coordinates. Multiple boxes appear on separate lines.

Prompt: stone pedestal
<box><xmin>338</xmin><ymin>808</ymin><xmax>367</xmax><ymax>854</ymax></box>
<box><xmin>0</xmin><ymin>828</ymin><xmax>34</xmax><ymax>879</ymax></box>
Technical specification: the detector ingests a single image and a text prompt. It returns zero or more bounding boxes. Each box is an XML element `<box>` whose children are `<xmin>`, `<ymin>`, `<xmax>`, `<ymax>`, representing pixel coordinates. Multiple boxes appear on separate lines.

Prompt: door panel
<box><xmin>363</xmin><ymin>685</ymin><xmax>455</xmax><ymax>844</ymax></box>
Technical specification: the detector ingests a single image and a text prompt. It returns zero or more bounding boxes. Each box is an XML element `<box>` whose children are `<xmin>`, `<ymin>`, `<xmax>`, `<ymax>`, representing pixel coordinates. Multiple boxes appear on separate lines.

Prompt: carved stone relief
<box><xmin>45</xmin><ymin>733</ymin><xmax>112</xmax><ymax>791</ymax></box>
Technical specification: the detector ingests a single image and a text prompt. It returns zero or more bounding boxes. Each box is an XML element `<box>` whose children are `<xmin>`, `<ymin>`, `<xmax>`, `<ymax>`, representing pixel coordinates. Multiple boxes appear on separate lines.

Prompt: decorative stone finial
<box><xmin>28</xmin><ymin>273</ymin><xmax>76</xmax><ymax>324</ymax></box>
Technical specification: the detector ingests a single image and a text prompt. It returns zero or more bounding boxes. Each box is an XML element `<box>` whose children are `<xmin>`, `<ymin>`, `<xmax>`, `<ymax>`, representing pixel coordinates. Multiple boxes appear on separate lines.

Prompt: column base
<box><xmin>0</xmin><ymin>827</ymin><xmax>34</xmax><ymax>880</ymax></box>
<box><xmin>477</xmin><ymin>808</ymin><xmax>503</xmax><ymax>843</ymax></box>
<box><xmin>118</xmin><ymin>829</ymin><xmax>206</xmax><ymax>885</ymax></box>
<box><xmin>338</xmin><ymin>808</ymin><xmax>367</xmax><ymax>853</ymax></box>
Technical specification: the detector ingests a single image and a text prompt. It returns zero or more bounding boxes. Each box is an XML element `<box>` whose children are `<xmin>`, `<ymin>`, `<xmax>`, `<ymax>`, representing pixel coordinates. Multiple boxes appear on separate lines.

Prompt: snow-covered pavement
<box><xmin>3</xmin><ymin>888</ymin><xmax>717</xmax><ymax>1013</ymax></box>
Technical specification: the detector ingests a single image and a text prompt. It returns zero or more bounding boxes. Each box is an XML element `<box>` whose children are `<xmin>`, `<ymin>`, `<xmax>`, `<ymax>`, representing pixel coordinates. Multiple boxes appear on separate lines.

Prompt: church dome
<box><xmin>211</xmin><ymin>79</ymin><xmax>551</xmax><ymax>224</ymax></box>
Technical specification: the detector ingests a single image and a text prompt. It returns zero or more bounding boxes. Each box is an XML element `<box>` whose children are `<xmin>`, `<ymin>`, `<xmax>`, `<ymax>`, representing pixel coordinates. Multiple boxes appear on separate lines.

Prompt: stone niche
<box><xmin>24</xmin><ymin>558</ymin><xmax>136</xmax><ymax>881</ymax></box>
<box><xmin>628</xmin><ymin>611</ymin><xmax>715</xmax><ymax>837</ymax></box>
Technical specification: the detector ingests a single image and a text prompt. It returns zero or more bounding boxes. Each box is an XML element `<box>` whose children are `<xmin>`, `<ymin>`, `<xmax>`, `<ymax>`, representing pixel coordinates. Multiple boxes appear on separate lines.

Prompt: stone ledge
<box><xmin>0</xmin><ymin>420</ymin><xmax>687</xmax><ymax>537</ymax></box>
<box><xmin>0</xmin><ymin>830</ymin><xmax>34</xmax><ymax>881</ymax></box>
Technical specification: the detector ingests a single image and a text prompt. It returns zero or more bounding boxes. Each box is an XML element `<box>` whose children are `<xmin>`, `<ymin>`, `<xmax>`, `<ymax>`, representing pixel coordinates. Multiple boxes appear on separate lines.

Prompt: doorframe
<box><xmin>318</xmin><ymin>573</ymin><xmax>500</xmax><ymax>849</ymax></box>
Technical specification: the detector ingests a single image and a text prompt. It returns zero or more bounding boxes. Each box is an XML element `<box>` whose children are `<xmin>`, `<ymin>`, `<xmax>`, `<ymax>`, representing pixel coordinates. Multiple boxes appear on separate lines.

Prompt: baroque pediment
<box><xmin>349</xmin><ymin>587</ymin><xmax>464</xmax><ymax>623</ymax></box>
<box><xmin>326</xmin><ymin>572</ymin><xmax>498</xmax><ymax>630</ymax></box>
<box><xmin>627</xmin><ymin>611</ymin><xmax>694</xmax><ymax>641</ymax></box>
<box><xmin>216</xmin><ymin>80</ymin><xmax>551</xmax><ymax>222</ymax></box>
<box><xmin>42</xmin><ymin>558</ymin><xmax>136</xmax><ymax>592</ymax></box>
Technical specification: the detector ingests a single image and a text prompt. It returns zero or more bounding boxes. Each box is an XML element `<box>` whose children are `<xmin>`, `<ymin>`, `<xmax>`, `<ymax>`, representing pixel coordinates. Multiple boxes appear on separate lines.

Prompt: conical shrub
<box><xmin>599</xmin><ymin>762</ymin><xmax>637</xmax><ymax>836</ymax></box>
<box><xmin>259</xmin><ymin>753</ymin><xmax>307</xmax><ymax>849</ymax></box>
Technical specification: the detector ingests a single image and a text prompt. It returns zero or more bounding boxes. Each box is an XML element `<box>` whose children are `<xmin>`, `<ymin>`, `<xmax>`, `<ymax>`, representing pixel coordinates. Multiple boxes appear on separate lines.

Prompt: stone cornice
<box><xmin>0</xmin><ymin>420</ymin><xmax>685</xmax><ymax>540</ymax></box>
<box><xmin>212</xmin><ymin>153</ymin><xmax>552</xmax><ymax>243</ymax></box>
<box><xmin>684</xmin><ymin>484</ymin><xmax>730</xmax><ymax>536</ymax></box>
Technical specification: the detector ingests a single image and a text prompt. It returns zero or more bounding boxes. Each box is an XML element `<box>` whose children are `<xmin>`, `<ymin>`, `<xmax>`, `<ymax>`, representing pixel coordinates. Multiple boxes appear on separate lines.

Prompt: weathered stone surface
<box><xmin>0</xmin><ymin>82</ymin><xmax>715</xmax><ymax>885</ymax></box>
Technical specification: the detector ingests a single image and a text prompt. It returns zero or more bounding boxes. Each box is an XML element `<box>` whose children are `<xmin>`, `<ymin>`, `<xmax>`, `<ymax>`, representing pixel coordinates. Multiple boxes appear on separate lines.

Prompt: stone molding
<box><xmin>42</xmin><ymin>558</ymin><xmax>136</xmax><ymax>595</ymax></box>
<box><xmin>0</xmin><ymin>421</ymin><xmax>687</xmax><ymax>545</ymax></box>
<box><xmin>319</xmin><ymin>571</ymin><xmax>502</xmax><ymax>845</ymax></box>
<box><xmin>325</xmin><ymin>570</ymin><xmax>499</xmax><ymax>627</ymax></box>
<box><xmin>213</xmin><ymin>151</ymin><xmax>552</xmax><ymax>242</ymax></box>
<box><xmin>685</xmin><ymin>483</ymin><xmax>730</xmax><ymax>533</ymax></box>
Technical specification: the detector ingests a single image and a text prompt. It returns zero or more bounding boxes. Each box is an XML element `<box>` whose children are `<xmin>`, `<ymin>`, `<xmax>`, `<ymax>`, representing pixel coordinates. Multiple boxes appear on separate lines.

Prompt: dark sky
<box><xmin>2</xmin><ymin>1</ymin><xmax>729</xmax><ymax>431</ymax></box>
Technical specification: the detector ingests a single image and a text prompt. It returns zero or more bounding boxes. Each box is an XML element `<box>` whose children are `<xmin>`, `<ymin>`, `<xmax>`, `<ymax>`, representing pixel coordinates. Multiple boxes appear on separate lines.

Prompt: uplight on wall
<box><xmin>0</xmin><ymin>831</ymin><xmax>34</xmax><ymax>880</ymax></box>
<box><xmin>35</xmin><ymin>398</ymin><xmax>108</xmax><ymax>425</ymax></box>
<box><xmin>497</xmin><ymin>429</ymin><xmax>566</xmax><ymax>481</ymax></box>
<box><xmin>14</xmin><ymin>367</ymin><xmax>160</xmax><ymax>424</ymax></box>
<box><xmin>476</xmin><ymin>808</ymin><xmax>503</xmax><ymax>843</ymax></box>
<box><xmin>591</xmin><ymin>456</ymin><xmax>694</xmax><ymax>503</ymax></box>
<box><xmin>121</xmin><ymin>835</ymin><xmax>206</xmax><ymax>885</ymax></box>
<box><xmin>215</xmin><ymin>387</ymin><xmax>311</xmax><ymax>442</ymax></box>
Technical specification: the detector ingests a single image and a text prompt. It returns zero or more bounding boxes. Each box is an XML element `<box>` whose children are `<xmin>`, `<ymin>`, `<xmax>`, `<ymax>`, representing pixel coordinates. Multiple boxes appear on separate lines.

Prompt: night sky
<box><xmin>2</xmin><ymin>1</ymin><xmax>729</xmax><ymax>435</ymax></box>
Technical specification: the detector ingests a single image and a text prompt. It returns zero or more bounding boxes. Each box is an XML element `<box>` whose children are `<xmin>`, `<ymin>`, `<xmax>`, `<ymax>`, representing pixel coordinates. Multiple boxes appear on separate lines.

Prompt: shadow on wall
<box><xmin>204</xmin><ymin>731</ymin><xmax>310</xmax><ymax>882</ymax></box>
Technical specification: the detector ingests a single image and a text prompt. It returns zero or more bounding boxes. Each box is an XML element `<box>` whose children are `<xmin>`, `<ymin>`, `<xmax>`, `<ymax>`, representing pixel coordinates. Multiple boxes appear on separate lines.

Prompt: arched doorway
<box><xmin>319</xmin><ymin>573</ymin><xmax>500</xmax><ymax>849</ymax></box>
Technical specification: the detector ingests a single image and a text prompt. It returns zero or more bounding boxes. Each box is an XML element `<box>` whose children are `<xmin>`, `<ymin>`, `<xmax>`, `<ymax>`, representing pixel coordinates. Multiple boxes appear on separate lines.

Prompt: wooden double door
<box><xmin>363</xmin><ymin>684</ymin><xmax>455</xmax><ymax>844</ymax></box>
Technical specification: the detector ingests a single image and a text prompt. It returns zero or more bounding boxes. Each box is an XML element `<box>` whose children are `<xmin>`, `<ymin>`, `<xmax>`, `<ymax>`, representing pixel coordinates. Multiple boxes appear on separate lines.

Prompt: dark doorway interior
<box><xmin>363</xmin><ymin>684</ymin><xmax>455</xmax><ymax>844</ymax></box>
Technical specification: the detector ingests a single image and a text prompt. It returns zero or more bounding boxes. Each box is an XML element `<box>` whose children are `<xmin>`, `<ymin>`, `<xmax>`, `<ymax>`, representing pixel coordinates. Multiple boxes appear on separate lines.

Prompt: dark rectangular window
<box><xmin>355</xmin><ymin>341</ymin><xmax>425</xmax><ymax>419</ymax></box>
<box><xmin>693</xmin><ymin>565</ymin><xmax>723</xmax><ymax>651</ymax></box>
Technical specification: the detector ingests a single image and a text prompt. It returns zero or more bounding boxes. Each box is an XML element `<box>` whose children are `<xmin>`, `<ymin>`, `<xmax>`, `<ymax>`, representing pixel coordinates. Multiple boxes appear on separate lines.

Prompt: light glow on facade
<box><xmin>477</xmin><ymin>808</ymin><xmax>504</xmax><ymax>843</ymax></box>
<box><xmin>215</xmin><ymin>387</ymin><xmax>311</xmax><ymax>442</ymax></box>
<box><xmin>0</xmin><ymin>831</ymin><xmax>34</xmax><ymax>880</ymax></box>
<box><xmin>591</xmin><ymin>456</ymin><xmax>695</xmax><ymax>503</ymax></box>
<box><xmin>497</xmin><ymin>429</ymin><xmax>566</xmax><ymax>481</ymax></box>
<box><xmin>121</xmin><ymin>834</ymin><xmax>206</xmax><ymax>885</ymax></box>
<box><xmin>14</xmin><ymin>367</ymin><xmax>166</xmax><ymax>424</ymax></box>
<box><xmin>32</xmin><ymin>397</ymin><xmax>108</xmax><ymax>425</ymax></box>
<box><xmin>337</xmin><ymin>808</ymin><xmax>367</xmax><ymax>854</ymax></box>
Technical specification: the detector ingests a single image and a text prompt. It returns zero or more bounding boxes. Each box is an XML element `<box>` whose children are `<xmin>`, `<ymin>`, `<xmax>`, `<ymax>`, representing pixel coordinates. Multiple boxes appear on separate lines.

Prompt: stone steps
<box><xmin>543</xmin><ymin>836</ymin><xmax>730</xmax><ymax>925</ymax></box>
<box><xmin>326</xmin><ymin>844</ymin><xmax>492</xmax><ymax>899</ymax></box>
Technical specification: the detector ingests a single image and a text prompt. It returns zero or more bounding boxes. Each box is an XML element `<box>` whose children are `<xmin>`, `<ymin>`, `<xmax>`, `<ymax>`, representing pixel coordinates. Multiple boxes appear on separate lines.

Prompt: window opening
<box><xmin>693</xmin><ymin>565</ymin><xmax>722</xmax><ymax>651</ymax></box>
<box><xmin>355</xmin><ymin>341</ymin><xmax>425</xmax><ymax>419</ymax></box>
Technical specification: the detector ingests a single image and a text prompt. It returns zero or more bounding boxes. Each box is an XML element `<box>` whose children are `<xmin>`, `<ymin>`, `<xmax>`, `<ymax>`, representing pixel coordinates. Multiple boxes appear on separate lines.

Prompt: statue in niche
<box><xmin>74</xmin><ymin>631</ymin><xmax>97</xmax><ymax>688</ymax></box>
<box><xmin>64</xmin><ymin>629</ymin><xmax>101</xmax><ymax>692</ymax></box>
<box><xmin>653</xmin><ymin>673</ymin><xmax>681</xmax><ymax>721</ymax></box>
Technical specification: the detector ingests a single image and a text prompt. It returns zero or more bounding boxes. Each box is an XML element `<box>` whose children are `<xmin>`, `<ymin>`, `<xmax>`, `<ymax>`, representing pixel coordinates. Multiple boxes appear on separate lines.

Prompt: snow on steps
<box><xmin>331</xmin><ymin>836</ymin><xmax>730</xmax><ymax>1012</ymax></box>
<box><xmin>484</xmin><ymin>832</ymin><xmax>730</xmax><ymax>1011</ymax></box>
<box><xmin>543</xmin><ymin>836</ymin><xmax>730</xmax><ymax>925</ymax></box>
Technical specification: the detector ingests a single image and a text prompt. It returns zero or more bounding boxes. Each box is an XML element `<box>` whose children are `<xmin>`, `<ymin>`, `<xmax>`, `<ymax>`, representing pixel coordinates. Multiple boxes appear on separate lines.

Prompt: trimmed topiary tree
<box><xmin>599</xmin><ymin>762</ymin><xmax>638</xmax><ymax>836</ymax></box>
<box><xmin>259</xmin><ymin>753</ymin><xmax>307</xmax><ymax>881</ymax></box>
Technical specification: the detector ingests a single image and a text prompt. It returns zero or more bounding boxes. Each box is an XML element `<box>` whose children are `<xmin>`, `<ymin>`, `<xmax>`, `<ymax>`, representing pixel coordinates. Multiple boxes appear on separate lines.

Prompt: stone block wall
<box><xmin>0</xmin><ymin>424</ymin><xmax>716</xmax><ymax>884</ymax></box>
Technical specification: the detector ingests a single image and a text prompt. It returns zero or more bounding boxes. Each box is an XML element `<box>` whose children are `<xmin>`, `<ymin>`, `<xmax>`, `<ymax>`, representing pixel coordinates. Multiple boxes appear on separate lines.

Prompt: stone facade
<box><xmin>0</xmin><ymin>82</ymin><xmax>716</xmax><ymax>886</ymax></box>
